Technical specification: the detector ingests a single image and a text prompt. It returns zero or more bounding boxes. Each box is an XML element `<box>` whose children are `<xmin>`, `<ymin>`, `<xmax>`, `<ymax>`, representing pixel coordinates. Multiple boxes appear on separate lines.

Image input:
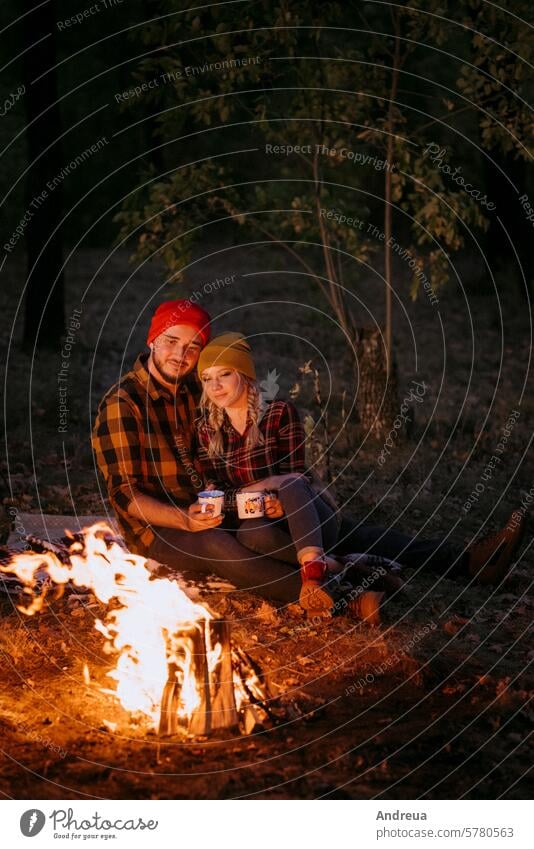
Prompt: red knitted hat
<box><xmin>147</xmin><ymin>300</ymin><xmax>211</xmax><ymax>346</ymax></box>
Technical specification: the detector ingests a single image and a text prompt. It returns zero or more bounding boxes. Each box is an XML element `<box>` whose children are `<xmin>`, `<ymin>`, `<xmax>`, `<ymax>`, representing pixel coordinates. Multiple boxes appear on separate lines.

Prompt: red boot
<box><xmin>299</xmin><ymin>559</ymin><xmax>334</xmax><ymax>615</ymax></box>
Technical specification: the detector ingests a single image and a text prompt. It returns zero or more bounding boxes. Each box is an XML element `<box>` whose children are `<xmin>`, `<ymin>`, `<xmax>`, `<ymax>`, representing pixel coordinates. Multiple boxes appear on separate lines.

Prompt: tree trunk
<box><xmin>383</xmin><ymin>9</ymin><xmax>401</xmax><ymax>377</ymax></box>
<box><xmin>22</xmin><ymin>0</ymin><xmax>65</xmax><ymax>350</ymax></box>
<box><xmin>354</xmin><ymin>10</ymin><xmax>402</xmax><ymax>439</ymax></box>
<box><xmin>356</xmin><ymin>327</ymin><xmax>398</xmax><ymax>440</ymax></box>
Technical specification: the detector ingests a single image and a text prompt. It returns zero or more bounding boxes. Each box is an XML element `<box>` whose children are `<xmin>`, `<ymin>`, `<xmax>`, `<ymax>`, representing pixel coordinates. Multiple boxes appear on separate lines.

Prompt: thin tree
<box><xmin>22</xmin><ymin>0</ymin><xmax>65</xmax><ymax>350</ymax></box>
<box><xmin>117</xmin><ymin>0</ymin><xmax>517</xmax><ymax>437</ymax></box>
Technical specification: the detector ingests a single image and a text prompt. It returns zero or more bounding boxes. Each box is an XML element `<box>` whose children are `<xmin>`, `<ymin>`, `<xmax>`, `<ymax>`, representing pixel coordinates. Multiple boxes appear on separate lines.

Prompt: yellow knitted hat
<box><xmin>197</xmin><ymin>332</ymin><xmax>257</xmax><ymax>381</ymax></box>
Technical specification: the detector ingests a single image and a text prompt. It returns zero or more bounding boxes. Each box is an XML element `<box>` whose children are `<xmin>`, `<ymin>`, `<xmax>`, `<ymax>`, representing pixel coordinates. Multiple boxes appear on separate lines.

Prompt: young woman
<box><xmin>194</xmin><ymin>332</ymin><xmax>393</xmax><ymax>623</ymax></box>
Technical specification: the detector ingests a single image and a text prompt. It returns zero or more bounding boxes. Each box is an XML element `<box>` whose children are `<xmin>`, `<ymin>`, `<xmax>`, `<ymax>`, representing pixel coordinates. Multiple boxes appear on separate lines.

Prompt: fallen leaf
<box><xmin>256</xmin><ymin>601</ymin><xmax>278</xmax><ymax>624</ymax></box>
<box><xmin>443</xmin><ymin>616</ymin><xmax>469</xmax><ymax>635</ymax></box>
<box><xmin>296</xmin><ymin>655</ymin><xmax>314</xmax><ymax>667</ymax></box>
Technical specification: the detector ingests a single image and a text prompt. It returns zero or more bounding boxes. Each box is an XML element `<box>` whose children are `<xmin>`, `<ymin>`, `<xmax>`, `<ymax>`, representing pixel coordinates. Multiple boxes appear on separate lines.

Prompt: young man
<box><xmin>93</xmin><ymin>299</ymin><xmax>526</xmax><ymax>608</ymax></box>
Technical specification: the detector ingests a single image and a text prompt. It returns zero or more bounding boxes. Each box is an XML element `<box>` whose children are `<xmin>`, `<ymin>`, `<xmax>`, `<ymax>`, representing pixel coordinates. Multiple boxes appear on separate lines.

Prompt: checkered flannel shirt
<box><xmin>196</xmin><ymin>400</ymin><xmax>307</xmax><ymax>515</ymax></box>
<box><xmin>92</xmin><ymin>353</ymin><xmax>202</xmax><ymax>552</ymax></box>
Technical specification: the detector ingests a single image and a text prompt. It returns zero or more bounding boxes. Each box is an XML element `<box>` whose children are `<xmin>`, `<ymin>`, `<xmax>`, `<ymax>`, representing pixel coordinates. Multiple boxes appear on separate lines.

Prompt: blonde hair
<box><xmin>199</xmin><ymin>374</ymin><xmax>265</xmax><ymax>458</ymax></box>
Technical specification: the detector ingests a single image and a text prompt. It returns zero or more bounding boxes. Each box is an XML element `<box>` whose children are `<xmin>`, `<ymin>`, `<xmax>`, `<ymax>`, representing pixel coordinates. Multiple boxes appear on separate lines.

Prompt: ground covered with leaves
<box><xmin>0</xmin><ymin>247</ymin><xmax>532</xmax><ymax>799</ymax></box>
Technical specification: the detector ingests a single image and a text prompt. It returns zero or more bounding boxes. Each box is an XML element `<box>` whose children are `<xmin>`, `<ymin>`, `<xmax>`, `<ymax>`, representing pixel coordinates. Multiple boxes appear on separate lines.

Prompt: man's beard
<box><xmin>150</xmin><ymin>349</ymin><xmax>194</xmax><ymax>386</ymax></box>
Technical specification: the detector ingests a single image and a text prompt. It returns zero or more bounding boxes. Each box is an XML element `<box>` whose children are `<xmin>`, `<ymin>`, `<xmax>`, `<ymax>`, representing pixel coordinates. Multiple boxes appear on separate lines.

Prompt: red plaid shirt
<box><xmin>196</xmin><ymin>400</ymin><xmax>307</xmax><ymax>513</ymax></box>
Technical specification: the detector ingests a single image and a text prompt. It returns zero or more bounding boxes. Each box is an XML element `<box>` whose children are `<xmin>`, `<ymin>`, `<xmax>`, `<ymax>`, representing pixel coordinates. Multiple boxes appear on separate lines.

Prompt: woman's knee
<box><xmin>278</xmin><ymin>475</ymin><xmax>313</xmax><ymax>500</ymax></box>
<box><xmin>277</xmin><ymin>476</ymin><xmax>316</xmax><ymax>518</ymax></box>
<box><xmin>236</xmin><ymin>519</ymin><xmax>276</xmax><ymax>554</ymax></box>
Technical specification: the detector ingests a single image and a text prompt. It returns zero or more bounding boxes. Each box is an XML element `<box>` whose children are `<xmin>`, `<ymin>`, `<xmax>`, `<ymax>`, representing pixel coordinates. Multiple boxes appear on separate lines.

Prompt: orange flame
<box><xmin>1</xmin><ymin>523</ymin><xmax>217</xmax><ymax>725</ymax></box>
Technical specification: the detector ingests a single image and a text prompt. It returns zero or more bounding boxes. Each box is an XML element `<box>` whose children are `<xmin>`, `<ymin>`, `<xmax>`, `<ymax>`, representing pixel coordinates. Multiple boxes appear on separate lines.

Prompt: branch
<box><xmin>248</xmin><ymin>216</ymin><xmax>331</xmax><ymax>304</ymax></box>
<box><xmin>415</xmin><ymin>97</ymin><xmax>499</xmax><ymax>135</ymax></box>
<box><xmin>312</xmin><ymin>147</ymin><xmax>354</xmax><ymax>337</ymax></box>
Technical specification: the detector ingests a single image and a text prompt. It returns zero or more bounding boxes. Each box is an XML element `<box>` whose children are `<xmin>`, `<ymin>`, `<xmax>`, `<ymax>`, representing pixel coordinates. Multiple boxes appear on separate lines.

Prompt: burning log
<box><xmin>158</xmin><ymin>618</ymin><xmax>239</xmax><ymax>737</ymax></box>
<box><xmin>0</xmin><ymin>523</ymin><xmax>278</xmax><ymax>738</ymax></box>
<box><xmin>207</xmin><ymin>619</ymin><xmax>240</xmax><ymax>732</ymax></box>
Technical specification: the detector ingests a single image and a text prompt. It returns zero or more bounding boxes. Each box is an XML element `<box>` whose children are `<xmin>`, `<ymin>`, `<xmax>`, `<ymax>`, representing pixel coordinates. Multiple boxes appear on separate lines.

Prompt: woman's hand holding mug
<box><xmin>264</xmin><ymin>494</ymin><xmax>284</xmax><ymax>518</ymax></box>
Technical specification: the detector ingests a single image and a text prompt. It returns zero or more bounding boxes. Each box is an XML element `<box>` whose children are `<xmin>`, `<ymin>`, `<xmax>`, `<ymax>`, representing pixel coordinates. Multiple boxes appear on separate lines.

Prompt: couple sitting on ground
<box><xmin>92</xmin><ymin>299</ymin><xmax>526</xmax><ymax>624</ymax></box>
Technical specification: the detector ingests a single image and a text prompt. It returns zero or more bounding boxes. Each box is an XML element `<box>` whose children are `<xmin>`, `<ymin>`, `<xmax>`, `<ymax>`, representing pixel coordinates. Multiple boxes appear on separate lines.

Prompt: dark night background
<box><xmin>0</xmin><ymin>0</ymin><xmax>532</xmax><ymax>800</ymax></box>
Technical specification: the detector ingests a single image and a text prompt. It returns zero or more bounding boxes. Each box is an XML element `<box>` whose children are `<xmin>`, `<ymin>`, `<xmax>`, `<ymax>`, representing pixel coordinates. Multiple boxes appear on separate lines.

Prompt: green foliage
<box><xmin>457</xmin><ymin>0</ymin><xmax>533</xmax><ymax>158</ymax></box>
<box><xmin>116</xmin><ymin>0</ymin><xmax>531</xmax><ymax>307</ymax></box>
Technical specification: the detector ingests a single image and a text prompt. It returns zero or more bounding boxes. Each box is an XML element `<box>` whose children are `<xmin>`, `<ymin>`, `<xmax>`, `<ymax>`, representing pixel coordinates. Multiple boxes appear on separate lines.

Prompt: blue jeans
<box><xmin>236</xmin><ymin>476</ymin><xmax>339</xmax><ymax>560</ymax></box>
<box><xmin>146</xmin><ymin>524</ymin><xmax>301</xmax><ymax>605</ymax></box>
<box><xmin>236</xmin><ymin>494</ymin><xmax>466</xmax><ymax>578</ymax></box>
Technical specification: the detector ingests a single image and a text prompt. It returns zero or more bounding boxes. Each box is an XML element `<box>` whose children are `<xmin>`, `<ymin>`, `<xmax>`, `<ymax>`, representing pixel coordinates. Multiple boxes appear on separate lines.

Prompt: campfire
<box><xmin>0</xmin><ymin>523</ymin><xmax>273</xmax><ymax>737</ymax></box>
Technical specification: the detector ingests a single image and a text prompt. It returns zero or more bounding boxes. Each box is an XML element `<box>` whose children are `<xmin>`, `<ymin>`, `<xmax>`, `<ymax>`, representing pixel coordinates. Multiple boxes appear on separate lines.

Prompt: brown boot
<box><xmin>299</xmin><ymin>559</ymin><xmax>334</xmax><ymax>615</ymax></box>
<box><xmin>467</xmin><ymin>510</ymin><xmax>528</xmax><ymax>586</ymax></box>
<box><xmin>347</xmin><ymin>591</ymin><xmax>385</xmax><ymax>626</ymax></box>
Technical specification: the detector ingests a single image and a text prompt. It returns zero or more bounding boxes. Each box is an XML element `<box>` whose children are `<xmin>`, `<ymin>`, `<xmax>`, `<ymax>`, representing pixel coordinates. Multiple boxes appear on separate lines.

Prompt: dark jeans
<box><xmin>145</xmin><ymin>498</ymin><xmax>467</xmax><ymax>608</ymax></box>
<box><xmin>265</xmin><ymin>475</ymin><xmax>339</xmax><ymax>557</ymax></box>
<box><xmin>147</xmin><ymin>525</ymin><xmax>301</xmax><ymax>605</ymax></box>
<box><xmin>236</xmin><ymin>494</ymin><xmax>467</xmax><ymax>579</ymax></box>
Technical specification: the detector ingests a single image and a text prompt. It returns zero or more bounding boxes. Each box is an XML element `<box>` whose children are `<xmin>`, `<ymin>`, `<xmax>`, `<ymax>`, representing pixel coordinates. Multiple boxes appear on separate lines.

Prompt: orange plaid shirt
<box><xmin>92</xmin><ymin>353</ymin><xmax>202</xmax><ymax>551</ymax></box>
